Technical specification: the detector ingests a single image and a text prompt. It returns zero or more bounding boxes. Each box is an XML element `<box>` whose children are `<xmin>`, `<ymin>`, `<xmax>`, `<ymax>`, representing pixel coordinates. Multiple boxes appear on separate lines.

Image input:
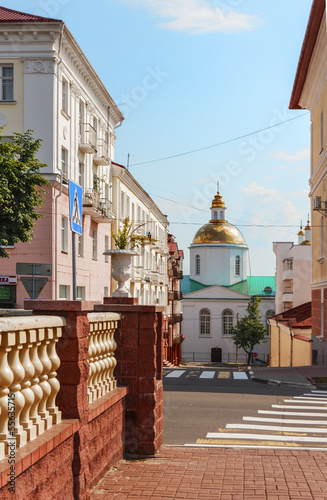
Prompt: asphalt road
<box><xmin>163</xmin><ymin>367</ymin><xmax>305</xmax><ymax>445</ymax></box>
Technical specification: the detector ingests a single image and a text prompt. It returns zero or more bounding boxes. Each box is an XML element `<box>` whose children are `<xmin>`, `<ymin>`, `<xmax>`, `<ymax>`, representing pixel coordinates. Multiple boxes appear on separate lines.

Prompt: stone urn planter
<box><xmin>104</xmin><ymin>249</ymin><xmax>137</xmax><ymax>297</ymax></box>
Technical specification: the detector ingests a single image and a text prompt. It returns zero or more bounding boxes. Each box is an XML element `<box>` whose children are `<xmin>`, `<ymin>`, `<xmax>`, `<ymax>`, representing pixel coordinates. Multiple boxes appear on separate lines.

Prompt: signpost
<box><xmin>16</xmin><ymin>263</ymin><xmax>52</xmax><ymax>299</ymax></box>
<box><xmin>69</xmin><ymin>180</ymin><xmax>83</xmax><ymax>300</ymax></box>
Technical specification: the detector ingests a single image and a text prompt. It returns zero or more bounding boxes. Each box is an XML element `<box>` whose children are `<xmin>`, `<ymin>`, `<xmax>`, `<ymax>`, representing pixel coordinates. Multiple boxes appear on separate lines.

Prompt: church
<box><xmin>181</xmin><ymin>187</ymin><xmax>276</xmax><ymax>364</ymax></box>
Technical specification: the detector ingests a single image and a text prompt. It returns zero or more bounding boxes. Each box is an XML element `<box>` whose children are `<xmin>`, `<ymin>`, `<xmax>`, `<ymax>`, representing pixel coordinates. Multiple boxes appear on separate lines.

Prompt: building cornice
<box><xmin>289</xmin><ymin>0</ymin><xmax>325</xmax><ymax>110</ymax></box>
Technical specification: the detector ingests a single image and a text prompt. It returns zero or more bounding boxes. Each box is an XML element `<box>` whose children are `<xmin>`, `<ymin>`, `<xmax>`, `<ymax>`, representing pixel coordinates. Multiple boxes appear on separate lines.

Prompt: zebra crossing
<box><xmin>163</xmin><ymin>369</ymin><xmax>248</xmax><ymax>380</ymax></box>
<box><xmin>188</xmin><ymin>390</ymin><xmax>327</xmax><ymax>450</ymax></box>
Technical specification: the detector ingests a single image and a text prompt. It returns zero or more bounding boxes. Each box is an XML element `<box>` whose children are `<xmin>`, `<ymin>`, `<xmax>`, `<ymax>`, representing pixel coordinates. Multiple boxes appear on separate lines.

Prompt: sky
<box><xmin>4</xmin><ymin>0</ymin><xmax>313</xmax><ymax>276</ymax></box>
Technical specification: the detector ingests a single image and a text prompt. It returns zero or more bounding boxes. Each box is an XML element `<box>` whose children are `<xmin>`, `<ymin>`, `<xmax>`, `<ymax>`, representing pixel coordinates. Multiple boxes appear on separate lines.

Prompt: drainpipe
<box><xmin>277</xmin><ymin>320</ymin><xmax>281</xmax><ymax>367</ymax></box>
<box><xmin>54</xmin><ymin>24</ymin><xmax>64</xmax><ymax>300</ymax></box>
<box><xmin>290</xmin><ymin>327</ymin><xmax>294</xmax><ymax>367</ymax></box>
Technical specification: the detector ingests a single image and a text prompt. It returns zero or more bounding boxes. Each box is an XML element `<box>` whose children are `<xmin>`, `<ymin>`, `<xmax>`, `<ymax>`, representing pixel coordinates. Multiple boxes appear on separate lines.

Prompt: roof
<box><xmin>168</xmin><ymin>242</ymin><xmax>177</xmax><ymax>255</ymax></box>
<box><xmin>226</xmin><ymin>276</ymin><xmax>276</xmax><ymax>297</ymax></box>
<box><xmin>273</xmin><ymin>302</ymin><xmax>312</xmax><ymax>329</ymax></box>
<box><xmin>181</xmin><ymin>276</ymin><xmax>208</xmax><ymax>295</ymax></box>
<box><xmin>181</xmin><ymin>275</ymin><xmax>275</xmax><ymax>297</ymax></box>
<box><xmin>289</xmin><ymin>0</ymin><xmax>325</xmax><ymax>109</ymax></box>
<box><xmin>0</xmin><ymin>6</ymin><xmax>62</xmax><ymax>23</ymax></box>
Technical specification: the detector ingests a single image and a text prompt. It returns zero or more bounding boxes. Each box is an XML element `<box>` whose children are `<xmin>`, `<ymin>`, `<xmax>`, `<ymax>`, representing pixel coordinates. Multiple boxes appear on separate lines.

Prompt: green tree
<box><xmin>0</xmin><ymin>130</ymin><xmax>49</xmax><ymax>258</ymax></box>
<box><xmin>231</xmin><ymin>296</ymin><xmax>267</xmax><ymax>365</ymax></box>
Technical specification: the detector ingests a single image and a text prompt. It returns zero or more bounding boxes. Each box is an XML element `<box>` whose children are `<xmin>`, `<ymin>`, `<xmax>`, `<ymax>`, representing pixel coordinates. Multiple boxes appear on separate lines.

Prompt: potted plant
<box><xmin>104</xmin><ymin>217</ymin><xmax>155</xmax><ymax>297</ymax></box>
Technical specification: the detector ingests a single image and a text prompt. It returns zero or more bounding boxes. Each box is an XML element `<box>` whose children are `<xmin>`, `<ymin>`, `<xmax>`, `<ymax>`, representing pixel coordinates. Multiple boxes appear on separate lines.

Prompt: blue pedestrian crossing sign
<box><xmin>69</xmin><ymin>180</ymin><xmax>83</xmax><ymax>235</ymax></box>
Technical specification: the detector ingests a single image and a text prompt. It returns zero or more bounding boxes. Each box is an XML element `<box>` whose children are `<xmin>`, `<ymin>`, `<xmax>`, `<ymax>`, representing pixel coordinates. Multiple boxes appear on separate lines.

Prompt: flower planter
<box><xmin>104</xmin><ymin>249</ymin><xmax>138</xmax><ymax>297</ymax></box>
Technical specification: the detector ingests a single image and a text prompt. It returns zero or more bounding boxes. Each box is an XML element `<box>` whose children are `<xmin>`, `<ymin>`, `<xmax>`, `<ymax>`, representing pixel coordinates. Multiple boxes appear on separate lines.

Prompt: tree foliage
<box><xmin>230</xmin><ymin>295</ymin><xmax>267</xmax><ymax>365</ymax></box>
<box><xmin>0</xmin><ymin>130</ymin><xmax>49</xmax><ymax>257</ymax></box>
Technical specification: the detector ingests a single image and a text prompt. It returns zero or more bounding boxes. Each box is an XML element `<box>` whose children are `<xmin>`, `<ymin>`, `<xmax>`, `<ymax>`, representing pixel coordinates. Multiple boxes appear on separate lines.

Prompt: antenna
<box><xmin>127</xmin><ymin>153</ymin><xmax>130</xmax><ymax>171</ymax></box>
<box><xmin>217</xmin><ymin>180</ymin><xmax>219</xmax><ymax>193</ymax></box>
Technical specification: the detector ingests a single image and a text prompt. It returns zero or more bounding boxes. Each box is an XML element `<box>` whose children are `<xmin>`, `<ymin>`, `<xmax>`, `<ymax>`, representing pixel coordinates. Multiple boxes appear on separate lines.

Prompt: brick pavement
<box><xmin>90</xmin><ymin>446</ymin><xmax>327</xmax><ymax>499</ymax></box>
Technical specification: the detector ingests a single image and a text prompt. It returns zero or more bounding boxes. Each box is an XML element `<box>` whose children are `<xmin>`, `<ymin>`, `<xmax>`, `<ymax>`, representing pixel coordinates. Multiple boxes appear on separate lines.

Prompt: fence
<box><xmin>181</xmin><ymin>351</ymin><xmax>269</xmax><ymax>364</ymax></box>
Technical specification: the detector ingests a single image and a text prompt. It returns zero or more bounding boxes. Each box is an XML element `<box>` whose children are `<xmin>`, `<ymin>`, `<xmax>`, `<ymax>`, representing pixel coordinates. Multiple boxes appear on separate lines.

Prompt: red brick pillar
<box><xmin>25</xmin><ymin>300</ymin><xmax>95</xmax><ymax>500</ymax></box>
<box><xmin>96</xmin><ymin>300</ymin><xmax>164</xmax><ymax>456</ymax></box>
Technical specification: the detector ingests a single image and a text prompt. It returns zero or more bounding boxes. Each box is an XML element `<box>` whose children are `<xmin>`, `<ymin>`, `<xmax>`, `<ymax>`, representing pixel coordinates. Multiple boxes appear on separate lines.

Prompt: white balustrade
<box><xmin>0</xmin><ymin>316</ymin><xmax>65</xmax><ymax>460</ymax></box>
<box><xmin>87</xmin><ymin>313</ymin><xmax>120</xmax><ymax>404</ymax></box>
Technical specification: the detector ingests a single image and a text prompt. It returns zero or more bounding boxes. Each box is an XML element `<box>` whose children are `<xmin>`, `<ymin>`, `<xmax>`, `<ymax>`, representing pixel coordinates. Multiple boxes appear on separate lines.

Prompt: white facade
<box><xmin>182</xmin><ymin>286</ymin><xmax>274</xmax><ymax>363</ymax></box>
<box><xmin>273</xmin><ymin>232</ymin><xmax>312</xmax><ymax>314</ymax></box>
<box><xmin>111</xmin><ymin>162</ymin><xmax>169</xmax><ymax>306</ymax></box>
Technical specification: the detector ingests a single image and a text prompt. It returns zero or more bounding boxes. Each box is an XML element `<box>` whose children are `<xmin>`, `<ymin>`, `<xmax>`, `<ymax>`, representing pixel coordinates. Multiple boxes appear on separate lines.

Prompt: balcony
<box><xmin>168</xmin><ymin>268</ymin><xmax>183</xmax><ymax>280</ymax></box>
<box><xmin>132</xmin><ymin>267</ymin><xmax>144</xmax><ymax>282</ymax></box>
<box><xmin>282</xmin><ymin>269</ymin><xmax>293</xmax><ymax>281</ymax></box>
<box><xmin>83</xmin><ymin>189</ymin><xmax>113</xmax><ymax>223</ymax></box>
<box><xmin>79</xmin><ymin>123</ymin><xmax>97</xmax><ymax>153</ymax></box>
<box><xmin>168</xmin><ymin>291</ymin><xmax>183</xmax><ymax>301</ymax></box>
<box><xmin>151</xmin><ymin>270</ymin><xmax>159</xmax><ymax>284</ymax></box>
<box><xmin>282</xmin><ymin>292</ymin><xmax>293</xmax><ymax>303</ymax></box>
<box><xmin>94</xmin><ymin>139</ymin><xmax>110</xmax><ymax>166</ymax></box>
<box><xmin>168</xmin><ymin>314</ymin><xmax>183</xmax><ymax>325</ymax></box>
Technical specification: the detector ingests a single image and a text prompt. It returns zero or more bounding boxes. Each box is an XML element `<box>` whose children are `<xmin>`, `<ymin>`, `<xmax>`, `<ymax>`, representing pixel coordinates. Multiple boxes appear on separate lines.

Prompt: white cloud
<box><xmin>119</xmin><ymin>0</ymin><xmax>258</xmax><ymax>34</ymax></box>
<box><xmin>270</xmin><ymin>148</ymin><xmax>310</xmax><ymax>163</ymax></box>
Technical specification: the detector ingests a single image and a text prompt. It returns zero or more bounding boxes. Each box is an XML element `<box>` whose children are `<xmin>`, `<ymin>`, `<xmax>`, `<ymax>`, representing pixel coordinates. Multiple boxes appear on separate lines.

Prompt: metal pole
<box><xmin>72</xmin><ymin>231</ymin><xmax>76</xmax><ymax>300</ymax></box>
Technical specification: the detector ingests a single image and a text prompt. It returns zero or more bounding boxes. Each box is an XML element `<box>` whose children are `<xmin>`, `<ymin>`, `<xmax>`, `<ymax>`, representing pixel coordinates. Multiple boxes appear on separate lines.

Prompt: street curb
<box><xmin>247</xmin><ymin>369</ymin><xmax>316</xmax><ymax>389</ymax></box>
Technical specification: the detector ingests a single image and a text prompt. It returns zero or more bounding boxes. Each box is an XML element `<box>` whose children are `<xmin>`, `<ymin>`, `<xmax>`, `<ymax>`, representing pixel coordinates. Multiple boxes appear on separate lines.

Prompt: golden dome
<box><xmin>192</xmin><ymin>222</ymin><xmax>246</xmax><ymax>245</ymax></box>
<box><xmin>305</xmin><ymin>219</ymin><xmax>311</xmax><ymax>230</ymax></box>
<box><xmin>298</xmin><ymin>225</ymin><xmax>304</xmax><ymax>236</ymax></box>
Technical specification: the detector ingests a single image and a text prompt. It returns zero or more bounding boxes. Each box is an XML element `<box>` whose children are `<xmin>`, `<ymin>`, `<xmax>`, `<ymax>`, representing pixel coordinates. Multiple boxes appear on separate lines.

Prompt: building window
<box><xmin>321</xmin><ymin>216</ymin><xmax>324</xmax><ymax>260</ymax></box>
<box><xmin>220</xmin><ymin>210</ymin><xmax>224</xmax><ymax>219</ymax></box>
<box><xmin>62</xmin><ymin>78</ymin><xmax>68</xmax><ymax>113</ymax></box>
<box><xmin>195</xmin><ymin>254</ymin><xmax>200</xmax><ymax>275</ymax></box>
<box><xmin>222</xmin><ymin>310</ymin><xmax>233</xmax><ymax>335</ymax></box>
<box><xmin>61</xmin><ymin>216</ymin><xmax>68</xmax><ymax>253</ymax></box>
<box><xmin>59</xmin><ymin>285</ymin><xmax>70</xmax><ymax>299</ymax></box>
<box><xmin>213</xmin><ymin>211</ymin><xmax>217</xmax><ymax>220</ymax></box>
<box><xmin>61</xmin><ymin>147</ymin><xmax>68</xmax><ymax>179</ymax></box>
<box><xmin>92</xmin><ymin>230</ymin><xmax>97</xmax><ymax>260</ymax></box>
<box><xmin>283</xmin><ymin>258</ymin><xmax>293</xmax><ymax>271</ymax></box>
<box><xmin>200</xmin><ymin>309</ymin><xmax>210</xmax><ymax>336</ymax></box>
<box><xmin>235</xmin><ymin>255</ymin><xmax>241</xmax><ymax>276</ymax></box>
<box><xmin>104</xmin><ymin>286</ymin><xmax>109</xmax><ymax>297</ymax></box>
<box><xmin>121</xmin><ymin>192</ymin><xmax>125</xmax><ymax>219</ymax></box>
<box><xmin>78</xmin><ymin>230</ymin><xmax>83</xmax><ymax>257</ymax></box>
<box><xmin>76</xmin><ymin>286</ymin><xmax>85</xmax><ymax>300</ymax></box>
<box><xmin>105</xmin><ymin>235</ymin><xmax>109</xmax><ymax>263</ymax></box>
<box><xmin>78</xmin><ymin>162</ymin><xmax>84</xmax><ymax>188</ymax></box>
<box><xmin>0</xmin><ymin>65</ymin><xmax>13</xmax><ymax>101</ymax></box>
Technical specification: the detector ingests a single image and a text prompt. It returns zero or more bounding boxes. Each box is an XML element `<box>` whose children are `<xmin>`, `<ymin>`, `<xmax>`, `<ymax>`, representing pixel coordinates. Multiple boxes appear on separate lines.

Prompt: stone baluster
<box><xmin>0</xmin><ymin>343</ymin><xmax>14</xmax><ymax>460</ymax></box>
<box><xmin>87</xmin><ymin>327</ymin><xmax>96</xmax><ymax>403</ymax></box>
<box><xmin>109</xmin><ymin>320</ymin><xmax>117</xmax><ymax>390</ymax></box>
<box><xmin>92</xmin><ymin>324</ymin><xmax>102</xmax><ymax>400</ymax></box>
<box><xmin>102</xmin><ymin>321</ymin><xmax>112</xmax><ymax>392</ymax></box>
<box><xmin>29</xmin><ymin>338</ymin><xmax>45</xmax><ymax>436</ymax></box>
<box><xmin>97</xmin><ymin>322</ymin><xmax>107</xmax><ymax>397</ymax></box>
<box><xmin>19</xmin><ymin>330</ymin><xmax>37</xmax><ymax>442</ymax></box>
<box><xmin>37</xmin><ymin>330</ymin><xmax>53</xmax><ymax>430</ymax></box>
<box><xmin>7</xmin><ymin>331</ymin><xmax>27</xmax><ymax>448</ymax></box>
<box><xmin>46</xmin><ymin>327</ymin><xmax>62</xmax><ymax>425</ymax></box>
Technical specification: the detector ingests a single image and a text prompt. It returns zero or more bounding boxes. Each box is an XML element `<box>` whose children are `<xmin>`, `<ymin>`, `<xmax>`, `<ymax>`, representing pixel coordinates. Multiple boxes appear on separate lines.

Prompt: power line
<box><xmin>130</xmin><ymin>113</ymin><xmax>309</xmax><ymax>167</ymax></box>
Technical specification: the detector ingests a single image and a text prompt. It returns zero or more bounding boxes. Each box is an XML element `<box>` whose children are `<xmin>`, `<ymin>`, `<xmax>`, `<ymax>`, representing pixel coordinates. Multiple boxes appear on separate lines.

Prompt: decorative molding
<box><xmin>23</xmin><ymin>59</ymin><xmax>56</xmax><ymax>74</ymax></box>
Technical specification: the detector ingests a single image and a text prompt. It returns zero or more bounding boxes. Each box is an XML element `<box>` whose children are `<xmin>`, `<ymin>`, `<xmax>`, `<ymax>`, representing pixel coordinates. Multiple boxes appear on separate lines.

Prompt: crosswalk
<box><xmin>187</xmin><ymin>390</ymin><xmax>327</xmax><ymax>450</ymax></box>
<box><xmin>163</xmin><ymin>369</ymin><xmax>248</xmax><ymax>380</ymax></box>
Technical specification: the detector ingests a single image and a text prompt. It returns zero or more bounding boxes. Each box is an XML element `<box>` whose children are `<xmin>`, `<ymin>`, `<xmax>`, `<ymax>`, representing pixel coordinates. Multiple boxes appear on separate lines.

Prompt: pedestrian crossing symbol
<box><xmin>69</xmin><ymin>180</ymin><xmax>83</xmax><ymax>235</ymax></box>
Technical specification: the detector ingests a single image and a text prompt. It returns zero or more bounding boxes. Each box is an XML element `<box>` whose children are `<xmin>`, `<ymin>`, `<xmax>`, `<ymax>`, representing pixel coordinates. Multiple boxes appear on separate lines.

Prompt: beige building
<box><xmin>290</xmin><ymin>0</ymin><xmax>327</xmax><ymax>341</ymax></box>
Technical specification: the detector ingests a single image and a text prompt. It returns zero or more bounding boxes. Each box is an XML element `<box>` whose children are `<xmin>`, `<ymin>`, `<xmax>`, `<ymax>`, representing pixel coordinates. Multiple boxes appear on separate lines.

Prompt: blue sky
<box><xmin>5</xmin><ymin>0</ymin><xmax>313</xmax><ymax>276</ymax></box>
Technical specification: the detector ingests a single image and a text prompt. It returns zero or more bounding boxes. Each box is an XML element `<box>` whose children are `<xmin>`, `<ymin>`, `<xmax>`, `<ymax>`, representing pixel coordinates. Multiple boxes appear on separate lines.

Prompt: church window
<box><xmin>222</xmin><ymin>310</ymin><xmax>233</xmax><ymax>335</ymax></box>
<box><xmin>213</xmin><ymin>211</ymin><xmax>217</xmax><ymax>220</ymax></box>
<box><xmin>195</xmin><ymin>254</ymin><xmax>200</xmax><ymax>275</ymax></box>
<box><xmin>200</xmin><ymin>309</ymin><xmax>210</xmax><ymax>336</ymax></box>
<box><xmin>220</xmin><ymin>210</ymin><xmax>224</xmax><ymax>219</ymax></box>
<box><xmin>235</xmin><ymin>255</ymin><xmax>241</xmax><ymax>276</ymax></box>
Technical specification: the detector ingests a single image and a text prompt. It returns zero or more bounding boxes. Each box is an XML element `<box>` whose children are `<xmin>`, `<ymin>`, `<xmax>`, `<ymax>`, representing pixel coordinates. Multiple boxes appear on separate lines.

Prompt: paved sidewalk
<box><xmin>90</xmin><ymin>446</ymin><xmax>327</xmax><ymax>499</ymax></box>
<box><xmin>250</xmin><ymin>366</ymin><xmax>327</xmax><ymax>388</ymax></box>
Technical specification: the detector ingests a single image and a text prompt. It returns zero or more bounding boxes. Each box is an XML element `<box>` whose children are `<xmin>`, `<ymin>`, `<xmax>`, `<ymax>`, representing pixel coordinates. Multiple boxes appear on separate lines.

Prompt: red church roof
<box><xmin>0</xmin><ymin>6</ymin><xmax>62</xmax><ymax>23</ymax></box>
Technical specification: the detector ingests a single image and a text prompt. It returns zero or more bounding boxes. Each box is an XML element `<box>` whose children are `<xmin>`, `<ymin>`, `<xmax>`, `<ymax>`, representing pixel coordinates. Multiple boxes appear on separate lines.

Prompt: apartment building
<box><xmin>0</xmin><ymin>6</ymin><xmax>123</xmax><ymax>307</ymax></box>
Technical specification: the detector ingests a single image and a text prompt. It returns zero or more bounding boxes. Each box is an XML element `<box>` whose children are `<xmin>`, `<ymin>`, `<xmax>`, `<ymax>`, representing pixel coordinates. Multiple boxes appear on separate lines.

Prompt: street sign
<box><xmin>20</xmin><ymin>277</ymin><xmax>48</xmax><ymax>299</ymax></box>
<box><xmin>69</xmin><ymin>180</ymin><xmax>83</xmax><ymax>235</ymax></box>
<box><xmin>16</xmin><ymin>263</ymin><xmax>52</xmax><ymax>276</ymax></box>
